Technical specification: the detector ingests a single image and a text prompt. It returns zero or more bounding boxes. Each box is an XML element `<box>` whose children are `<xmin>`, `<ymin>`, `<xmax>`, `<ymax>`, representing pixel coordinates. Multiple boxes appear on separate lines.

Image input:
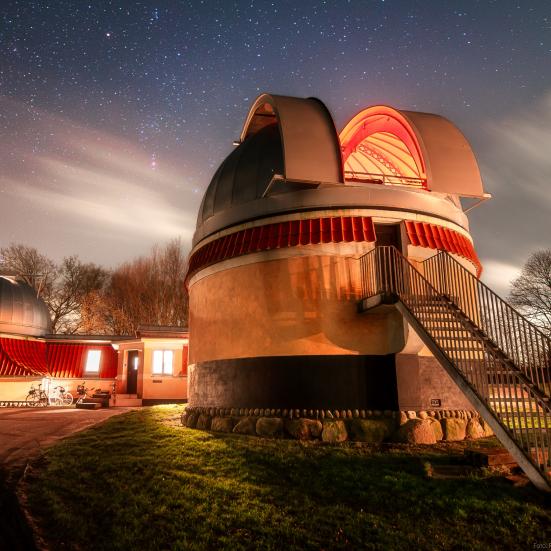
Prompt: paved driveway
<box><xmin>0</xmin><ymin>407</ymin><xmax>135</xmax><ymax>472</ymax></box>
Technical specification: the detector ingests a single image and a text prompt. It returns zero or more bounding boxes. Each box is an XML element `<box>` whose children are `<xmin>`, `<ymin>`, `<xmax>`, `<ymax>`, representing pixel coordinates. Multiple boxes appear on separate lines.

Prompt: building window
<box><xmin>152</xmin><ymin>350</ymin><xmax>173</xmax><ymax>375</ymax></box>
<box><xmin>85</xmin><ymin>350</ymin><xmax>101</xmax><ymax>374</ymax></box>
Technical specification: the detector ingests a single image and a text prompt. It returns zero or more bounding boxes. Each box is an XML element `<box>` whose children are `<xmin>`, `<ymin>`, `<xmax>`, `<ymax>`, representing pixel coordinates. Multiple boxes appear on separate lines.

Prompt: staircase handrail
<box><xmin>358</xmin><ymin>245</ymin><xmax>551</xmax><ymax>490</ymax></box>
<box><xmin>422</xmin><ymin>250</ymin><xmax>551</xmax><ymax>397</ymax></box>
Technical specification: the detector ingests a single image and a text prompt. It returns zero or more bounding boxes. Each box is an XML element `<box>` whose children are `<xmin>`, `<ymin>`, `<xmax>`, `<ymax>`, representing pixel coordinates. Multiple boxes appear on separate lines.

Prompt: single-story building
<box><xmin>0</xmin><ymin>275</ymin><xmax>188</xmax><ymax>406</ymax></box>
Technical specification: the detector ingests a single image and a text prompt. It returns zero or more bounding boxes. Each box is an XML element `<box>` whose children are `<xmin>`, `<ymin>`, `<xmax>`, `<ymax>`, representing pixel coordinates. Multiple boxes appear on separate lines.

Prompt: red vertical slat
<box><xmin>422</xmin><ymin>223</ymin><xmax>436</xmax><ymax>249</ymax></box>
<box><xmin>258</xmin><ymin>225</ymin><xmax>269</xmax><ymax>250</ymax></box>
<box><xmin>330</xmin><ymin>217</ymin><xmax>342</xmax><ymax>242</ymax></box>
<box><xmin>267</xmin><ymin>223</ymin><xmax>279</xmax><ymax>249</ymax></box>
<box><xmin>298</xmin><ymin>219</ymin><xmax>309</xmax><ymax>245</ymax></box>
<box><xmin>310</xmin><ymin>218</ymin><xmax>321</xmax><ymax>244</ymax></box>
<box><xmin>239</xmin><ymin>228</ymin><xmax>253</xmax><ymax>255</ymax></box>
<box><xmin>249</xmin><ymin>226</ymin><xmax>261</xmax><ymax>253</ymax></box>
<box><xmin>321</xmin><ymin>218</ymin><xmax>331</xmax><ymax>243</ymax></box>
<box><xmin>342</xmin><ymin>217</ymin><xmax>353</xmax><ymax>242</ymax></box>
<box><xmin>404</xmin><ymin>220</ymin><xmax>419</xmax><ymax>246</ymax></box>
<box><xmin>289</xmin><ymin>220</ymin><xmax>300</xmax><ymax>246</ymax></box>
<box><xmin>278</xmin><ymin>221</ymin><xmax>290</xmax><ymax>248</ymax></box>
<box><xmin>363</xmin><ymin>217</ymin><xmax>376</xmax><ymax>242</ymax></box>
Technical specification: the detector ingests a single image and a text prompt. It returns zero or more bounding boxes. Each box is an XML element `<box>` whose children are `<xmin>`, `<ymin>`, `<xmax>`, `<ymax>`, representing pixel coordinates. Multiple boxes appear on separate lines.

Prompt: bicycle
<box><xmin>25</xmin><ymin>383</ymin><xmax>48</xmax><ymax>407</ymax></box>
<box><xmin>76</xmin><ymin>382</ymin><xmax>89</xmax><ymax>404</ymax></box>
<box><xmin>48</xmin><ymin>385</ymin><xmax>74</xmax><ymax>406</ymax></box>
<box><xmin>110</xmin><ymin>380</ymin><xmax>117</xmax><ymax>406</ymax></box>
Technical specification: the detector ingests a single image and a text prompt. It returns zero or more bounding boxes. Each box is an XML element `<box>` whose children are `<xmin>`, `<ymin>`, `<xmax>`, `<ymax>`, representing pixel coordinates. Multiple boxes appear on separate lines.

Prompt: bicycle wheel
<box><xmin>48</xmin><ymin>395</ymin><xmax>61</xmax><ymax>406</ymax></box>
<box><xmin>62</xmin><ymin>392</ymin><xmax>73</xmax><ymax>406</ymax></box>
<box><xmin>25</xmin><ymin>393</ymin><xmax>39</xmax><ymax>407</ymax></box>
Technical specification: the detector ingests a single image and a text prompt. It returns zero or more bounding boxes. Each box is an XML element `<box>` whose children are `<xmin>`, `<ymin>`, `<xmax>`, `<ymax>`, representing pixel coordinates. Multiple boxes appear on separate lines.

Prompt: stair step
<box><xmin>112</xmin><ymin>397</ymin><xmax>142</xmax><ymax>407</ymax></box>
<box><xmin>465</xmin><ymin>448</ymin><xmax>518</xmax><ymax>467</ymax></box>
<box><xmin>75</xmin><ymin>402</ymin><xmax>102</xmax><ymax>410</ymax></box>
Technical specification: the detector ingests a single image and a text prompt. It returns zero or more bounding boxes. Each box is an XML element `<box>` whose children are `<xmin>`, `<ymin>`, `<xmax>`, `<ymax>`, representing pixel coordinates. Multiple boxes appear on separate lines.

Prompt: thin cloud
<box><xmin>480</xmin><ymin>259</ymin><xmax>520</xmax><ymax>299</ymax></box>
<box><xmin>0</xmin><ymin>97</ymin><xmax>199</xmax><ymax>264</ymax></box>
<box><xmin>470</xmin><ymin>90</ymin><xmax>551</xmax><ymax>282</ymax></box>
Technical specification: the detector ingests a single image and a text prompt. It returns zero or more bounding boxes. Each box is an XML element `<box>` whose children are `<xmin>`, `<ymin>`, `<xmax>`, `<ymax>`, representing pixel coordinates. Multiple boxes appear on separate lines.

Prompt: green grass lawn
<box><xmin>23</xmin><ymin>406</ymin><xmax>551</xmax><ymax>551</ymax></box>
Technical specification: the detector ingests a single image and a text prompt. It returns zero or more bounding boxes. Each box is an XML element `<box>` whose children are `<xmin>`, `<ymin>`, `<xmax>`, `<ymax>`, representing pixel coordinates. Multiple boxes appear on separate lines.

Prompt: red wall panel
<box><xmin>404</xmin><ymin>220</ymin><xmax>482</xmax><ymax>276</ymax></box>
<box><xmin>187</xmin><ymin>216</ymin><xmax>377</xmax><ymax>281</ymax></box>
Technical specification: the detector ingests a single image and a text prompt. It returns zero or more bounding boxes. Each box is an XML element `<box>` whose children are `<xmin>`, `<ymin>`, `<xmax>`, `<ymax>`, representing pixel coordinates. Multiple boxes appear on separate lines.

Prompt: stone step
<box><xmin>75</xmin><ymin>402</ymin><xmax>102</xmax><ymax>410</ymax></box>
<box><xmin>465</xmin><ymin>447</ymin><xmax>518</xmax><ymax>467</ymax></box>
<box><xmin>112</xmin><ymin>397</ymin><xmax>142</xmax><ymax>407</ymax></box>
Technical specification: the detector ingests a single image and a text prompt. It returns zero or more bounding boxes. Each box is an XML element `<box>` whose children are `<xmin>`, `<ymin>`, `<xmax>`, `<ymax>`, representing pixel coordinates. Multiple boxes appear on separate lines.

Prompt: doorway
<box><xmin>374</xmin><ymin>223</ymin><xmax>402</xmax><ymax>294</ymax></box>
<box><xmin>374</xmin><ymin>223</ymin><xmax>402</xmax><ymax>249</ymax></box>
<box><xmin>127</xmin><ymin>350</ymin><xmax>139</xmax><ymax>395</ymax></box>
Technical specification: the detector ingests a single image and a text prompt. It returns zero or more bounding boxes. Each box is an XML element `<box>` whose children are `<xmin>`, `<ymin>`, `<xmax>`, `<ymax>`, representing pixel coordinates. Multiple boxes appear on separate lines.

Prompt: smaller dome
<box><xmin>197</xmin><ymin>123</ymin><xmax>284</xmax><ymax>228</ymax></box>
<box><xmin>0</xmin><ymin>276</ymin><xmax>51</xmax><ymax>336</ymax></box>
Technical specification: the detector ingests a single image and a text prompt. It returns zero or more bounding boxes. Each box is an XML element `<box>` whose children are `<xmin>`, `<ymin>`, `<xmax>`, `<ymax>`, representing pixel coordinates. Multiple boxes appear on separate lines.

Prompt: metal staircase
<box><xmin>358</xmin><ymin>246</ymin><xmax>551</xmax><ymax>491</ymax></box>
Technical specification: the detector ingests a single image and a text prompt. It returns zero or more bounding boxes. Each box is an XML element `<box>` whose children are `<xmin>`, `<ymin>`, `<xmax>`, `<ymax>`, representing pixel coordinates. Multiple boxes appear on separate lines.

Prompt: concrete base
<box><xmin>189</xmin><ymin>354</ymin><xmax>398</xmax><ymax>410</ymax></box>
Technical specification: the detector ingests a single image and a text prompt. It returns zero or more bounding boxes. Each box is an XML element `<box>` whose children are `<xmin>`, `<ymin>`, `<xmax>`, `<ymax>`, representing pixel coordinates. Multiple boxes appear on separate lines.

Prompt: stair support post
<box><xmin>396</xmin><ymin>302</ymin><xmax>551</xmax><ymax>492</ymax></box>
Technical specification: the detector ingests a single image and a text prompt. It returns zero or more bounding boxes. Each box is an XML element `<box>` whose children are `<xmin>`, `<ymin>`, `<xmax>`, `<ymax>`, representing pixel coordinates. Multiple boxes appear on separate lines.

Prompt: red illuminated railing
<box><xmin>344</xmin><ymin>170</ymin><xmax>427</xmax><ymax>189</ymax></box>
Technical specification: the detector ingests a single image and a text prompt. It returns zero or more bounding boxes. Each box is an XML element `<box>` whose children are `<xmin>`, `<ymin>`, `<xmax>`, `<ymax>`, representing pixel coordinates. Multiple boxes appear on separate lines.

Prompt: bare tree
<box><xmin>90</xmin><ymin>238</ymin><xmax>189</xmax><ymax>335</ymax></box>
<box><xmin>0</xmin><ymin>243</ymin><xmax>57</xmax><ymax>298</ymax></box>
<box><xmin>509</xmin><ymin>249</ymin><xmax>551</xmax><ymax>336</ymax></box>
<box><xmin>1</xmin><ymin>239</ymin><xmax>189</xmax><ymax>335</ymax></box>
<box><xmin>49</xmin><ymin>256</ymin><xmax>109</xmax><ymax>334</ymax></box>
<box><xmin>1</xmin><ymin>244</ymin><xmax>109</xmax><ymax>334</ymax></box>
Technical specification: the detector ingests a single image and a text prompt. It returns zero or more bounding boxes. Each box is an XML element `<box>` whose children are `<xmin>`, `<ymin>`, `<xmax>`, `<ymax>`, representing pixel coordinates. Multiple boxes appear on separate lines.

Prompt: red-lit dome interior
<box><xmin>340</xmin><ymin>106</ymin><xmax>427</xmax><ymax>189</ymax></box>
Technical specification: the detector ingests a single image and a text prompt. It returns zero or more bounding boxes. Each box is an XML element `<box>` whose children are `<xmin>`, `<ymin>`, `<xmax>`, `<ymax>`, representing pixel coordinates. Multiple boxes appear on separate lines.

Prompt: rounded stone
<box><xmin>442</xmin><ymin>418</ymin><xmax>467</xmax><ymax>441</ymax></box>
<box><xmin>466</xmin><ymin>418</ymin><xmax>485</xmax><ymax>439</ymax></box>
<box><xmin>426</xmin><ymin>417</ymin><xmax>444</xmax><ymax>441</ymax></box>
<box><xmin>256</xmin><ymin>417</ymin><xmax>284</xmax><ymax>437</ymax></box>
<box><xmin>285</xmin><ymin>418</ymin><xmax>323</xmax><ymax>440</ymax></box>
<box><xmin>348</xmin><ymin>418</ymin><xmax>397</xmax><ymax>443</ymax></box>
<box><xmin>321</xmin><ymin>420</ymin><xmax>348</xmax><ymax>443</ymax></box>
<box><xmin>211</xmin><ymin>417</ymin><xmax>237</xmax><ymax>433</ymax></box>
<box><xmin>396</xmin><ymin>419</ymin><xmax>437</xmax><ymax>445</ymax></box>
<box><xmin>196</xmin><ymin>413</ymin><xmax>212</xmax><ymax>431</ymax></box>
<box><xmin>233</xmin><ymin>417</ymin><xmax>257</xmax><ymax>435</ymax></box>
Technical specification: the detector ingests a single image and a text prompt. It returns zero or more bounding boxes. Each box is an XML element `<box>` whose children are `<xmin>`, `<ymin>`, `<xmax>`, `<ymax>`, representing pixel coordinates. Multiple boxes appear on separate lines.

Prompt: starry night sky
<box><xmin>1</xmin><ymin>1</ymin><xmax>550</xmax><ymax>295</ymax></box>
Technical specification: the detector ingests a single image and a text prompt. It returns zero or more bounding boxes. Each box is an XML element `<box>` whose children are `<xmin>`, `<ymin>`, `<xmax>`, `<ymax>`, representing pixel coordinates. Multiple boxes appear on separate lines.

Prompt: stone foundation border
<box><xmin>181</xmin><ymin>407</ymin><xmax>494</xmax><ymax>444</ymax></box>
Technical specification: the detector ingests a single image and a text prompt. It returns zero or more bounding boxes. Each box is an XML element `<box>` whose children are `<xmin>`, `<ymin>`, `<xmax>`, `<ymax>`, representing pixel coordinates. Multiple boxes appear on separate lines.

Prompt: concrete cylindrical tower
<box><xmin>186</xmin><ymin>94</ymin><xmax>486</xmax><ymax>413</ymax></box>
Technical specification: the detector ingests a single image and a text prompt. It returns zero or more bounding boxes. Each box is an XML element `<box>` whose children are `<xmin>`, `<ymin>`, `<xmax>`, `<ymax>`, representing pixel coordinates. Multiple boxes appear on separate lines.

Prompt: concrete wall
<box><xmin>189</xmin><ymin>252</ymin><xmax>405</xmax><ymax>365</ymax></box>
<box><xmin>0</xmin><ymin>376</ymin><xmax>113</xmax><ymax>402</ymax></box>
<box><xmin>395</xmin><ymin>352</ymin><xmax>472</xmax><ymax>411</ymax></box>
<box><xmin>141</xmin><ymin>340</ymin><xmax>187</xmax><ymax>400</ymax></box>
<box><xmin>116</xmin><ymin>340</ymin><xmax>187</xmax><ymax>400</ymax></box>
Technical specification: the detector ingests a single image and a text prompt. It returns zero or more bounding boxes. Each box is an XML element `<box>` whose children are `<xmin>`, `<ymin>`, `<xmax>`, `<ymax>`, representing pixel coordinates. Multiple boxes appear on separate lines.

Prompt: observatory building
<box><xmin>186</xmin><ymin>94</ymin><xmax>486</xmax><ymax>414</ymax></box>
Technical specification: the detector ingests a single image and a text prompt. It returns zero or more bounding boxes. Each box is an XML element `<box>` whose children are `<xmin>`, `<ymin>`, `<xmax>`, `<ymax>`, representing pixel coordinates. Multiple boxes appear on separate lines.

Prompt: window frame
<box><xmin>84</xmin><ymin>349</ymin><xmax>102</xmax><ymax>374</ymax></box>
<box><xmin>152</xmin><ymin>349</ymin><xmax>174</xmax><ymax>376</ymax></box>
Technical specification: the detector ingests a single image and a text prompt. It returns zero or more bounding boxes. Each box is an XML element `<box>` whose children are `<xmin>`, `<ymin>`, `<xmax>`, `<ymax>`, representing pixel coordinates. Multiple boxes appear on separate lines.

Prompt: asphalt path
<box><xmin>0</xmin><ymin>406</ymin><xmax>135</xmax><ymax>472</ymax></box>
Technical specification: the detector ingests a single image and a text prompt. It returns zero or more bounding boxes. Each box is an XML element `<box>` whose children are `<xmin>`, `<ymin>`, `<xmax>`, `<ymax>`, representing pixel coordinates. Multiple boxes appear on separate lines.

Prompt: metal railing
<box><xmin>343</xmin><ymin>170</ymin><xmax>427</xmax><ymax>189</ymax></box>
<box><xmin>358</xmin><ymin>246</ymin><xmax>551</xmax><ymax>488</ymax></box>
<box><xmin>423</xmin><ymin>251</ymin><xmax>551</xmax><ymax>397</ymax></box>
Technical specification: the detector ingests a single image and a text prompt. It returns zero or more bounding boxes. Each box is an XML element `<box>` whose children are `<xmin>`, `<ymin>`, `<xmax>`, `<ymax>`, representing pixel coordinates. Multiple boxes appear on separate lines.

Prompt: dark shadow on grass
<box><xmin>0</xmin><ymin>468</ymin><xmax>37</xmax><ymax>551</ymax></box>
<box><xmin>23</xmin><ymin>408</ymin><xmax>551</xmax><ymax>551</ymax></box>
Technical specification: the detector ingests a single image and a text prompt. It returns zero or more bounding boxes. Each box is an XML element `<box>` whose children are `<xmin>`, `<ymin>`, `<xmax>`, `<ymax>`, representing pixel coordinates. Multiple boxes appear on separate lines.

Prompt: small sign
<box><xmin>430</xmin><ymin>399</ymin><xmax>441</xmax><ymax>407</ymax></box>
<box><xmin>152</xmin><ymin>379</ymin><xmax>163</xmax><ymax>384</ymax></box>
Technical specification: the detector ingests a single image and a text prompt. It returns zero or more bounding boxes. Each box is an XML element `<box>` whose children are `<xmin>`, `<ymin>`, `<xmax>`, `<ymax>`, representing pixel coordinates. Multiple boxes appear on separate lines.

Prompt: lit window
<box><xmin>85</xmin><ymin>350</ymin><xmax>101</xmax><ymax>373</ymax></box>
<box><xmin>152</xmin><ymin>350</ymin><xmax>173</xmax><ymax>375</ymax></box>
